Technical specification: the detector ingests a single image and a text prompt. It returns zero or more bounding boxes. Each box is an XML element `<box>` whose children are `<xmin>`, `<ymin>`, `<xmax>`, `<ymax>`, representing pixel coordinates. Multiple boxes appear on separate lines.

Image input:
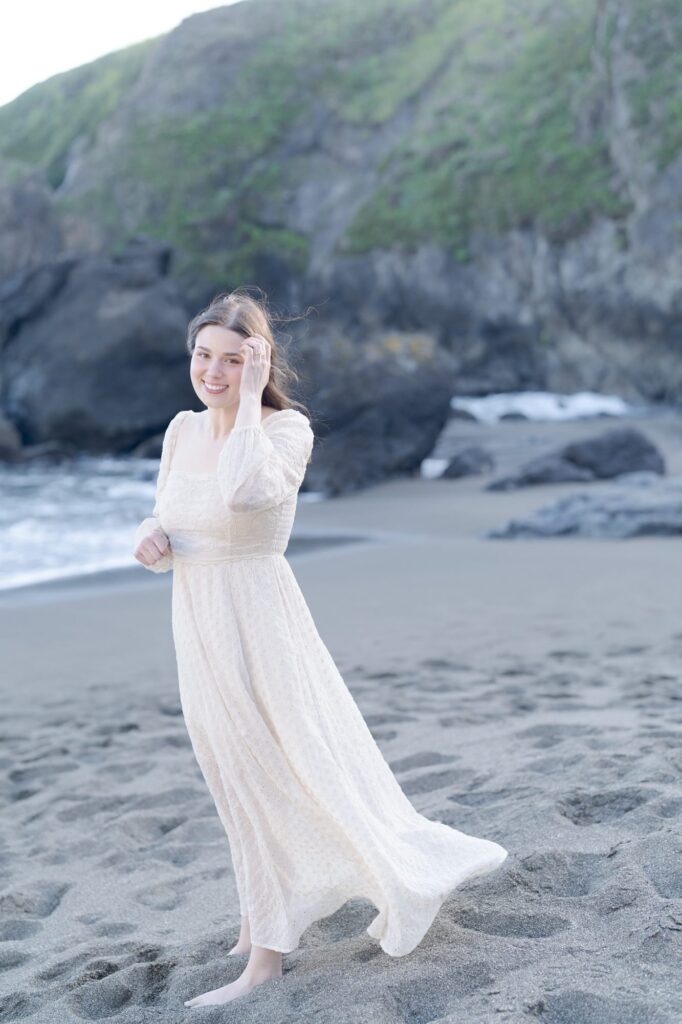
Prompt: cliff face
<box><xmin>0</xmin><ymin>0</ymin><xmax>681</xmax><ymax>455</ymax></box>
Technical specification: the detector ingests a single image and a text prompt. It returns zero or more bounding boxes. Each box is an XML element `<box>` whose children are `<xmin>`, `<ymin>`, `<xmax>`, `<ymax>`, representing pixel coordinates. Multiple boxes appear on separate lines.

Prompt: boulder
<box><xmin>488</xmin><ymin>477</ymin><xmax>682</xmax><ymax>538</ymax></box>
<box><xmin>487</xmin><ymin>454</ymin><xmax>594</xmax><ymax>490</ymax></box>
<box><xmin>442</xmin><ymin>445</ymin><xmax>495</xmax><ymax>479</ymax></box>
<box><xmin>561</xmin><ymin>427</ymin><xmax>665</xmax><ymax>478</ymax></box>
<box><xmin>300</xmin><ymin>328</ymin><xmax>456</xmax><ymax>496</ymax></box>
<box><xmin>486</xmin><ymin>427</ymin><xmax>665</xmax><ymax>491</ymax></box>
<box><xmin>0</xmin><ymin>239</ymin><xmax>193</xmax><ymax>453</ymax></box>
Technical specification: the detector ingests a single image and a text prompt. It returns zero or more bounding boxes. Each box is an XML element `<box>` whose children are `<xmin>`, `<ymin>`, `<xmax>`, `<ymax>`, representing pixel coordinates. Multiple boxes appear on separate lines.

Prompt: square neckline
<box><xmin>169</xmin><ymin>408</ymin><xmax>294</xmax><ymax>477</ymax></box>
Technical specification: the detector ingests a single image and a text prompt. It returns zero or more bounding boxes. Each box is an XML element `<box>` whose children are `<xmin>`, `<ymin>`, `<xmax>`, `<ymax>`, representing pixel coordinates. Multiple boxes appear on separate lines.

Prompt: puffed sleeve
<box><xmin>133</xmin><ymin>411</ymin><xmax>186</xmax><ymax>572</ymax></box>
<box><xmin>216</xmin><ymin>409</ymin><xmax>314</xmax><ymax>514</ymax></box>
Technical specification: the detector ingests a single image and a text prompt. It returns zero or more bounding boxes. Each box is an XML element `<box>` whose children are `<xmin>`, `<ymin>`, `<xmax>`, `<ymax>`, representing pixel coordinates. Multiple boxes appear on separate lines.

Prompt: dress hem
<box><xmin>246</xmin><ymin>844</ymin><xmax>509</xmax><ymax>958</ymax></box>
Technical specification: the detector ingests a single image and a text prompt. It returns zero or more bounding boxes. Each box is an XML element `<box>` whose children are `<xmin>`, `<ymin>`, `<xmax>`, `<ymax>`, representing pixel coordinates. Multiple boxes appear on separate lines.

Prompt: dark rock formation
<box><xmin>449</xmin><ymin>408</ymin><xmax>479</xmax><ymax>422</ymax></box>
<box><xmin>442</xmin><ymin>445</ymin><xmax>495</xmax><ymax>479</ymax></box>
<box><xmin>560</xmin><ymin>429</ymin><xmax>666</xmax><ymax>479</ymax></box>
<box><xmin>487</xmin><ymin>428</ymin><xmax>665</xmax><ymax>491</ymax></box>
<box><xmin>0</xmin><ymin>161</ymin><xmax>64</xmax><ymax>280</ymax></box>
<box><xmin>0</xmin><ymin>256</ymin><xmax>454</xmax><ymax>492</ymax></box>
<box><xmin>488</xmin><ymin>474</ymin><xmax>682</xmax><ymax>538</ymax></box>
<box><xmin>0</xmin><ymin>241</ymin><xmax>193</xmax><ymax>451</ymax></box>
<box><xmin>301</xmin><ymin>332</ymin><xmax>456</xmax><ymax>496</ymax></box>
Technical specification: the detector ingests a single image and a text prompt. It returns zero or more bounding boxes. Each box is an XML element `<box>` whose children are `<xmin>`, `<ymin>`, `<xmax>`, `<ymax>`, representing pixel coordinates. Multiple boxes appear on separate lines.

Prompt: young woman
<box><xmin>133</xmin><ymin>289</ymin><xmax>508</xmax><ymax>1008</ymax></box>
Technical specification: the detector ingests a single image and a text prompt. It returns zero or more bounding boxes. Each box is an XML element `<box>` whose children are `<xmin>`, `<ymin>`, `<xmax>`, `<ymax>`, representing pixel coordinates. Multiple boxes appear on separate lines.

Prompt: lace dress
<box><xmin>133</xmin><ymin>408</ymin><xmax>508</xmax><ymax>956</ymax></box>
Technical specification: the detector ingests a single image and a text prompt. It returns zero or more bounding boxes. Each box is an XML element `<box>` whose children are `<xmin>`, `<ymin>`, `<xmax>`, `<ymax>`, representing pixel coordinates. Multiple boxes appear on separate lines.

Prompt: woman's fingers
<box><xmin>135</xmin><ymin>530</ymin><xmax>170</xmax><ymax>566</ymax></box>
<box><xmin>240</xmin><ymin>335</ymin><xmax>271</xmax><ymax>392</ymax></box>
<box><xmin>151</xmin><ymin>529</ymin><xmax>170</xmax><ymax>553</ymax></box>
<box><xmin>242</xmin><ymin>335</ymin><xmax>269</xmax><ymax>360</ymax></box>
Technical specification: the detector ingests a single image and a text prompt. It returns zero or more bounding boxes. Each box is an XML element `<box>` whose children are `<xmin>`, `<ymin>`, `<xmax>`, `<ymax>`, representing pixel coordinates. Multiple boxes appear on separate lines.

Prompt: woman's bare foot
<box><xmin>228</xmin><ymin>914</ymin><xmax>251</xmax><ymax>956</ymax></box>
<box><xmin>184</xmin><ymin>945</ymin><xmax>282</xmax><ymax>1007</ymax></box>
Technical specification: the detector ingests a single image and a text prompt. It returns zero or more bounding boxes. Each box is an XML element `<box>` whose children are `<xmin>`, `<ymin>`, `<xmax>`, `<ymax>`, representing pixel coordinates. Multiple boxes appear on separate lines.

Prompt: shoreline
<box><xmin>3</xmin><ymin>406</ymin><xmax>682</xmax><ymax>603</ymax></box>
<box><xmin>0</xmin><ymin>531</ymin><xmax>373</xmax><ymax>607</ymax></box>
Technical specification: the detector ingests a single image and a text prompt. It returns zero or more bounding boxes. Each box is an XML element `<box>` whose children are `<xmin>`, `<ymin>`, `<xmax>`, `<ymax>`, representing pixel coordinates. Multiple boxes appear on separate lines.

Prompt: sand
<box><xmin>1</xmin><ymin>412</ymin><xmax>681</xmax><ymax>1023</ymax></box>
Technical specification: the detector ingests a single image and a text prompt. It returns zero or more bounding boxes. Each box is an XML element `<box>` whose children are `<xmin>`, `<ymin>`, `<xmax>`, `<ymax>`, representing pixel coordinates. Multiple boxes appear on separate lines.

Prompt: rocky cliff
<box><xmin>0</xmin><ymin>0</ymin><xmax>680</xmax><ymax>488</ymax></box>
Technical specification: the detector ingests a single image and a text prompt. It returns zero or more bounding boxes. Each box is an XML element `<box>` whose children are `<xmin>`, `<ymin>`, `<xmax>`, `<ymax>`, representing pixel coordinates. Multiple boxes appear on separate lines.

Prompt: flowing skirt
<box><xmin>171</xmin><ymin>552</ymin><xmax>508</xmax><ymax>956</ymax></box>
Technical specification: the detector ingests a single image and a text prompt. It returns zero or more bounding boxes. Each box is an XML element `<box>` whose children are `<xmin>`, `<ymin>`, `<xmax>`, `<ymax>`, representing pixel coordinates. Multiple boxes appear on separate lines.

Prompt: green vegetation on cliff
<box><xmin>341</xmin><ymin>0</ymin><xmax>630</xmax><ymax>256</ymax></box>
<box><xmin>0</xmin><ymin>41</ymin><xmax>154</xmax><ymax>190</ymax></box>
<box><xmin>0</xmin><ymin>0</ymin><xmax>678</xmax><ymax>284</ymax></box>
<box><xmin>626</xmin><ymin>0</ymin><xmax>682</xmax><ymax>171</ymax></box>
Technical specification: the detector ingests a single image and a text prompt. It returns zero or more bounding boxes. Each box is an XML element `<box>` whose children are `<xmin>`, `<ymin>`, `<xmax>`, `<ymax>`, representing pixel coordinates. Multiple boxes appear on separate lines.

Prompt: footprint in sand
<box><xmin>386</xmin><ymin>965</ymin><xmax>495</xmax><ymax>1023</ymax></box>
<box><xmin>401</xmin><ymin>768</ymin><xmax>464</xmax><ymax>796</ymax></box>
<box><xmin>455</xmin><ymin>908</ymin><xmax>570</xmax><ymax>938</ymax></box>
<box><xmin>68</xmin><ymin>957</ymin><xmax>175</xmax><ymax>1019</ymax></box>
<box><xmin>557</xmin><ymin>787</ymin><xmax>655</xmax><ymax>826</ymax></box>
<box><xmin>639</xmin><ymin>833</ymin><xmax>682</xmax><ymax>899</ymax></box>
<box><xmin>389</xmin><ymin>750</ymin><xmax>458</xmax><ymax>772</ymax></box>
<box><xmin>512</xmin><ymin>849</ymin><xmax>612</xmax><ymax>897</ymax></box>
<box><xmin>516</xmin><ymin>723</ymin><xmax>598</xmax><ymax>749</ymax></box>
<box><xmin>525</xmin><ymin>988</ymin><xmax>668</xmax><ymax>1024</ymax></box>
<box><xmin>0</xmin><ymin>881</ymin><xmax>69</xmax><ymax>920</ymax></box>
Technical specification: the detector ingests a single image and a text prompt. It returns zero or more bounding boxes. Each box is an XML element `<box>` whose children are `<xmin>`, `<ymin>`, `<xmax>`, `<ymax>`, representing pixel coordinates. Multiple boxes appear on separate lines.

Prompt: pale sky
<box><xmin>0</xmin><ymin>1</ymin><xmax>244</xmax><ymax>107</ymax></box>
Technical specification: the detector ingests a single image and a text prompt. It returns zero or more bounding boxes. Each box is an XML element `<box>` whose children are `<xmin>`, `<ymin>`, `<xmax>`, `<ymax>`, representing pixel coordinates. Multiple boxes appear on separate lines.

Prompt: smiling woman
<box><xmin>132</xmin><ymin>286</ymin><xmax>508</xmax><ymax>1009</ymax></box>
<box><xmin>185</xmin><ymin>286</ymin><xmax>306</xmax><ymax>431</ymax></box>
<box><xmin>192</xmin><ymin>338</ymin><xmax>238</xmax><ymax>400</ymax></box>
<box><xmin>194</xmin><ymin>341</ymin><xmax>239</xmax><ymax>392</ymax></box>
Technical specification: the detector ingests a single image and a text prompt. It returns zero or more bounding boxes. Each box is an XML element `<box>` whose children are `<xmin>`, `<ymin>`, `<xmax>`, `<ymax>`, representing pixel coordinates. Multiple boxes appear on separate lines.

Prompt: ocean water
<box><xmin>0</xmin><ymin>390</ymin><xmax>659</xmax><ymax>592</ymax></box>
<box><xmin>450</xmin><ymin>389</ymin><xmax>638</xmax><ymax>423</ymax></box>
<box><xmin>0</xmin><ymin>452</ymin><xmax>325</xmax><ymax>593</ymax></box>
<box><xmin>419</xmin><ymin>390</ymin><xmax>663</xmax><ymax>479</ymax></box>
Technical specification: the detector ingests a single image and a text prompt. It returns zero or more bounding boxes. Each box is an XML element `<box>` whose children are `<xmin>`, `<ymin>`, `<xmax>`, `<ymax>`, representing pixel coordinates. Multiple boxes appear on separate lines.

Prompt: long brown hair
<box><xmin>185</xmin><ymin>286</ymin><xmax>311</xmax><ymax>418</ymax></box>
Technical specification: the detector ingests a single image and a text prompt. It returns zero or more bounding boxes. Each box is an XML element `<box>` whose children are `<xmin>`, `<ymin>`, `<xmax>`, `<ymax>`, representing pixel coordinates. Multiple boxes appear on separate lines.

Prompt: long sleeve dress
<box><xmin>133</xmin><ymin>408</ymin><xmax>508</xmax><ymax>957</ymax></box>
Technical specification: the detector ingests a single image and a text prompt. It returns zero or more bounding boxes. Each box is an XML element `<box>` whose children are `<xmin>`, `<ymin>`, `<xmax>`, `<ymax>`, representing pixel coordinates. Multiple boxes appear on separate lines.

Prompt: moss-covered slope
<box><xmin>0</xmin><ymin>0</ymin><xmax>678</xmax><ymax>288</ymax></box>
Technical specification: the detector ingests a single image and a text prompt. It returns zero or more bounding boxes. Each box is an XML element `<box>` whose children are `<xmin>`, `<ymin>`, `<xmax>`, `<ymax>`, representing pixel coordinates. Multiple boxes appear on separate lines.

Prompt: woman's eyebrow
<box><xmin>196</xmin><ymin>346</ymin><xmax>242</xmax><ymax>356</ymax></box>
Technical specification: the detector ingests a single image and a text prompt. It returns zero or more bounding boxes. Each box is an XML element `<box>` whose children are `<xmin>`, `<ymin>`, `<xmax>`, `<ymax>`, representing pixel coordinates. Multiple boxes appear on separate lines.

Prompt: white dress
<box><xmin>134</xmin><ymin>408</ymin><xmax>508</xmax><ymax>957</ymax></box>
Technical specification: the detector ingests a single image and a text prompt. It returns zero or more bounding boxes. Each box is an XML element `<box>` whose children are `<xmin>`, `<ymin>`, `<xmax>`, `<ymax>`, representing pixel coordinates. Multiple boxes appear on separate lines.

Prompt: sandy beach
<box><xmin>2</xmin><ymin>413</ymin><xmax>681</xmax><ymax>1023</ymax></box>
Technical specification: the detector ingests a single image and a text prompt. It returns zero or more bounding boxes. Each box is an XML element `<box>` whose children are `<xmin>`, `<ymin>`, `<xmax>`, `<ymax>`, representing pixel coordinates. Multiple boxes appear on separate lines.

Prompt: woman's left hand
<box><xmin>239</xmin><ymin>335</ymin><xmax>271</xmax><ymax>399</ymax></box>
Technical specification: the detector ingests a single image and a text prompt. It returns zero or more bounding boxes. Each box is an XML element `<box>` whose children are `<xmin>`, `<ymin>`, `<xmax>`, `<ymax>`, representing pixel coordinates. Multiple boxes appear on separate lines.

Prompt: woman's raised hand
<box><xmin>134</xmin><ymin>527</ymin><xmax>171</xmax><ymax>568</ymax></box>
<box><xmin>239</xmin><ymin>334</ymin><xmax>271</xmax><ymax>400</ymax></box>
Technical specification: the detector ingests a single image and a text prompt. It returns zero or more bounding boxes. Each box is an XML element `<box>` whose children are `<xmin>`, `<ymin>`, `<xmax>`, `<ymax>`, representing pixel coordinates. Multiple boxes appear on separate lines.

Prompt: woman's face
<box><xmin>190</xmin><ymin>325</ymin><xmax>245</xmax><ymax>410</ymax></box>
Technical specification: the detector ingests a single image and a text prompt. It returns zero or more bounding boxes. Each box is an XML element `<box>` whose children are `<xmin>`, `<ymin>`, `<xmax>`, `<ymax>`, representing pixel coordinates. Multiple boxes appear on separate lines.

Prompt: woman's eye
<box><xmin>195</xmin><ymin>353</ymin><xmax>238</xmax><ymax>362</ymax></box>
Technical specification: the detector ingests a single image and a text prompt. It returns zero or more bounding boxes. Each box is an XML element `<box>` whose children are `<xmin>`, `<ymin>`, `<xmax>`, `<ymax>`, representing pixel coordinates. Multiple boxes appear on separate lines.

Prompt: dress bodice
<box><xmin>159</xmin><ymin>470</ymin><xmax>301</xmax><ymax>563</ymax></box>
<box><xmin>134</xmin><ymin>407</ymin><xmax>315</xmax><ymax>571</ymax></box>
